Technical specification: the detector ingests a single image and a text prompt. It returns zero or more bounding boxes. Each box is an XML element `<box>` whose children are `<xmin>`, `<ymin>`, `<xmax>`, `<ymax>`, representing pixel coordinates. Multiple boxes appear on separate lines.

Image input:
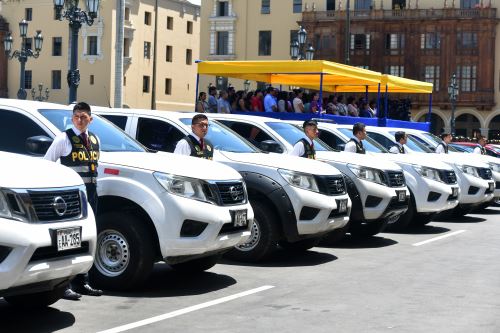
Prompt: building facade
<box><xmin>199</xmin><ymin>0</ymin><xmax>500</xmax><ymax>139</ymax></box>
<box><xmin>0</xmin><ymin>0</ymin><xmax>200</xmax><ymax>111</ymax></box>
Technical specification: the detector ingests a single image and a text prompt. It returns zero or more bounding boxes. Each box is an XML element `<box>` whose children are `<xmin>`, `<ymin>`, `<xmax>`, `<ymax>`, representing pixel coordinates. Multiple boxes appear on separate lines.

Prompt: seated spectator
<box><xmin>277</xmin><ymin>91</ymin><xmax>288</xmax><ymax>112</ymax></box>
<box><xmin>293</xmin><ymin>89</ymin><xmax>305</xmax><ymax>113</ymax></box>
<box><xmin>310</xmin><ymin>92</ymin><xmax>321</xmax><ymax>113</ymax></box>
<box><xmin>358</xmin><ymin>102</ymin><xmax>373</xmax><ymax>118</ymax></box>
<box><xmin>336</xmin><ymin>95</ymin><xmax>347</xmax><ymax>116</ymax></box>
<box><xmin>251</xmin><ymin>89</ymin><xmax>264</xmax><ymax>112</ymax></box>
<box><xmin>217</xmin><ymin>90</ymin><xmax>231</xmax><ymax>113</ymax></box>
<box><xmin>368</xmin><ymin>100</ymin><xmax>377</xmax><ymax>117</ymax></box>
<box><xmin>347</xmin><ymin>96</ymin><xmax>359</xmax><ymax>117</ymax></box>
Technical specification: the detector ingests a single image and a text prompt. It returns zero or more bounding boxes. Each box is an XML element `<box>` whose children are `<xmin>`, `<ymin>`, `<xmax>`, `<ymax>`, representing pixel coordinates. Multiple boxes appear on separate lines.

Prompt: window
<box><xmin>354</xmin><ymin>0</ymin><xmax>372</xmax><ymax>10</ymax></box>
<box><xmin>350</xmin><ymin>34</ymin><xmax>370</xmax><ymax>50</ymax></box>
<box><xmin>423</xmin><ymin>66</ymin><xmax>440</xmax><ymax>92</ymax></box>
<box><xmin>367</xmin><ymin>132</ymin><xmax>396</xmax><ymax>150</ymax></box>
<box><xmin>420</xmin><ymin>32</ymin><xmax>440</xmax><ymax>49</ymax></box>
<box><xmin>101</xmin><ymin>115</ymin><xmax>128</xmax><ymax>130</ymax></box>
<box><xmin>124</xmin><ymin>7</ymin><xmax>130</xmax><ymax>20</ymax></box>
<box><xmin>216</xmin><ymin>76</ymin><xmax>228</xmax><ymax>90</ymax></box>
<box><xmin>87</xmin><ymin>36</ymin><xmax>98</xmax><ymax>55</ymax></box>
<box><xmin>457</xmin><ymin>65</ymin><xmax>477</xmax><ymax>92</ymax></box>
<box><xmin>218</xmin><ymin>1</ymin><xmax>229</xmax><ymax>16</ymax></box>
<box><xmin>52</xmin><ymin>70</ymin><xmax>61</xmax><ymax>89</ymax></box>
<box><xmin>52</xmin><ymin>37</ymin><xmax>62</xmax><ymax>56</ymax></box>
<box><xmin>318</xmin><ymin>131</ymin><xmax>345</xmax><ymax>151</ymax></box>
<box><xmin>0</xmin><ymin>110</ymin><xmax>46</xmax><ymax>154</ymax></box>
<box><xmin>24</xmin><ymin>70</ymin><xmax>32</xmax><ymax>89</ymax></box>
<box><xmin>392</xmin><ymin>0</ymin><xmax>406</xmax><ymax>9</ymax></box>
<box><xmin>143</xmin><ymin>76</ymin><xmax>150</xmax><ymax>93</ymax></box>
<box><xmin>124</xmin><ymin>76</ymin><xmax>127</xmax><ymax>86</ymax></box>
<box><xmin>458</xmin><ymin>32</ymin><xmax>477</xmax><ymax>48</ymax></box>
<box><xmin>217</xmin><ymin>120</ymin><xmax>275</xmax><ymax>148</ymax></box>
<box><xmin>460</xmin><ymin>0</ymin><xmax>479</xmax><ymax>8</ymax></box>
<box><xmin>187</xmin><ymin>21</ymin><xmax>193</xmax><ymax>34</ymax></box>
<box><xmin>387</xmin><ymin>65</ymin><xmax>404</xmax><ymax>77</ymax></box>
<box><xmin>261</xmin><ymin>0</ymin><xmax>270</xmax><ymax>14</ymax></box>
<box><xmin>216</xmin><ymin>31</ymin><xmax>229</xmax><ymax>55</ymax></box>
<box><xmin>258</xmin><ymin>31</ymin><xmax>272</xmax><ymax>56</ymax></box>
<box><xmin>25</xmin><ymin>8</ymin><xmax>32</xmax><ymax>21</ymax></box>
<box><xmin>165</xmin><ymin>78</ymin><xmax>172</xmax><ymax>95</ymax></box>
<box><xmin>326</xmin><ymin>0</ymin><xmax>335</xmax><ymax>10</ymax></box>
<box><xmin>290</xmin><ymin>30</ymin><xmax>298</xmax><ymax>44</ymax></box>
<box><xmin>124</xmin><ymin>38</ymin><xmax>130</xmax><ymax>57</ymax></box>
<box><xmin>144</xmin><ymin>41</ymin><xmax>151</xmax><ymax>59</ymax></box>
<box><xmin>136</xmin><ymin>118</ymin><xmax>185</xmax><ymax>152</ymax></box>
<box><xmin>90</xmin><ymin>75</ymin><xmax>95</xmax><ymax>85</ymax></box>
<box><xmin>24</xmin><ymin>38</ymin><xmax>32</xmax><ymax>51</ymax></box>
<box><xmin>293</xmin><ymin>0</ymin><xmax>302</xmax><ymax>13</ymax></box>
<box><xmin>144</xmin><ymin>11</ymin><xmax>151</xmax><ymax>25</ymax></box>
<box><xmin>186</xmin><ymin>49</ymin><xmax>192</xmax><ymax>65</ymax></box>
<box><xmin>385</xmin><ymin>33</ymin><xmax>404</xmax><ymax>55</ymax></box>
<box><xmin>167</xmin><ymin>16</ymin><xmax>173</xmax><ymax>30</ymax></box>
<box><xmin>166</xmin><ymin>45</ymin><xmax>173</xmax><ymax>62</ymax></box>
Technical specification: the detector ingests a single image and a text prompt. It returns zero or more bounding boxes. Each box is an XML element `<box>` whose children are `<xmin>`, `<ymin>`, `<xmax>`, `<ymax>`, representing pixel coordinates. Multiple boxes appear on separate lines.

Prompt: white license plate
<box><xmin>452</xmin><ymin>187</ymin><xmax>459</xmax><ymax>197</ymax></box>
<box><xmin>489</xmin><ymin>183</ymin><xmax>495</xmax><ymax>192</ymax></box>
<box><xmin>56</xmin><ymin>227</ymin><xmax>81</xmax><ymax>251</ymax></box>
<box><xmin>232</xmin><ymin>209</ymin><xmax>248</xmax><ymax>227</ymax></box>
<box><xmin>337</xmin><ymin>199</ymin><xmax>348</xmax><ymax>213</ymax></box>
<box><xmin>397</xmin><ymin>191</ymin><xmax>406</xmax><ymax>202</ymax></box>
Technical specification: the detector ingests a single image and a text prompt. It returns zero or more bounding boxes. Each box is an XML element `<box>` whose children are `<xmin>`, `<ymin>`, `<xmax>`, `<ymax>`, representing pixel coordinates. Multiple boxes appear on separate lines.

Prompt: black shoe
<box><xmin>74</xmin><ymin>283</ymin><xmax>103</xmax><ymax>296</ymax></box>
<box><xmin>62</xmin><ymin>288</ymin><xmax>82</xmax><ymax>300</ymax></box>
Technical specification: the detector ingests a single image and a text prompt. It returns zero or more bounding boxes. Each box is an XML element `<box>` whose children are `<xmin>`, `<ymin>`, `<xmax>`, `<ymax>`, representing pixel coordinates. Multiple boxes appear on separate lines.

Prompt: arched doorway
<box><xmin>488</xmin><ymin>115</ymin><xmax>500</xmax><ymax>142</ymax></box>
<box><xmin>418</xmin><ymin>113</ymin><xmax>445</xmax><ymax>135</ymax></box>
<box><xmin>455</xmin><ymin>113</ymin><xmax>480</xmax><ymax>139</ymax></box>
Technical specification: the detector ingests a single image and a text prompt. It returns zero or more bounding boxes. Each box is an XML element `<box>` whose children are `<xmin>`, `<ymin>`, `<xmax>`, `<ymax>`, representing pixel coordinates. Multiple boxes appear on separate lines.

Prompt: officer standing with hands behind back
<box><xmin>389</xmin><ymin>131</ymin><xmax>407</xmax><ymax>154</ymax></box>
<box><xmin>290</xmin><ymin>120</ymin><xmax>318</xmax><ymax>159</ymax></box>
<box><xmin>344</xmin><ymin>122</ymin><xmax>367</xmax><ymax>154</ymax></box>
<box><xmin>173</xmin><ymin>114</ymin><xmax>214</xmax><ymax>159</ymax></box>
<box><xmin>44</xmin><ymin>102</ymin><xmax>103</xmax><ymax>300</ymax></box>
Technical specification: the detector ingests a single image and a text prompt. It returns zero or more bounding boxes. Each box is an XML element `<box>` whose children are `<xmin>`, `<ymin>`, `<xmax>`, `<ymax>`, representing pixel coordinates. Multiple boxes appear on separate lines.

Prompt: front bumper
<box><xmin>455</xmin><ymin>171</ymin><xmax>495</xmax><ymax>205</ymax></box>
<box><xmin>0</xmin><ymin>209</ymin><xmax>96</xmax><ymax>293</ymax></box>
<box><xmin>355</xmin><ymin>179</ymin><xmax>409</xmax><ymax>221</ymax></box>
<box><xmin>413</xmin><ymin>178</ymin><xmax>460</xmax><ymax>213</ymax></box>
<box><xmin>157</xmin><ymin>195</ymin><xmax>254</xmax><ymax>259</ymax></box>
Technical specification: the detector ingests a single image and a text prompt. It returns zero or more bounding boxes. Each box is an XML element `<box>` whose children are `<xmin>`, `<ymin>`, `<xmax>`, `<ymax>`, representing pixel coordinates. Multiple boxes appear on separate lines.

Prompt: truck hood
<box><xmin>218</xmin><ymin>151</ymin><xmax>341</xmax><ymax>176</ymax></box>
<box><xmin>100</xmin><ymin>151</ymin><xmax>243</xmax><ymax>181</ymax></box>
<box><xmin>316</xmin><ymin>151</ymin><xmax>402</xmax><ymax>171</ymax></box>
<box><xmin>430</xmin><ymin>152</ymin><xmax>490</xmax><ymax>168</ymax></box>
<box><xmin>376</xmin><ymin>152</ymin><xmax>454</xmax><ymax>171</ymax></box>
<box><xmin>0</xmin><ymin>152</ymin><xmax>84</xmax><ymax>189</ymax></box>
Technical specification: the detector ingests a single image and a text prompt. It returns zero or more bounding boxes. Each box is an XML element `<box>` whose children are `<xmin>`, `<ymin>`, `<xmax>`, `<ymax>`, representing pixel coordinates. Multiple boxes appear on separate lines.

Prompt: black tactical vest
<box><xmin>298</xmin><ymin>138</ymin><xmax>316</xmax><ymax>159</ymax></box>
<box><xmin>438</xmin><ymin>142</ymin><xmax>449</xmax><ymax>154</ymax></box>
<box><xmin>349</xmin><ymin>138</ymin><xmax>366</xmax><ymax>154</ymax></box>
<box><xmin>184</xmin><ymin>135</ymin><xmax>213</xmax><ymax>160</ymax></box>
<box><xmin>480</xmin><ymin>147</ymin><xmax>486</xmax><ymax>155</ymax></box>
<box><xmin>396</xmin><ymin>144</ymin><xmax>405</xmax><ymax>154</ymax></box>
<box><xmin>60</xmin><ymin>129</ymin><xmax>100</xmax><ymax>184</ymax></box>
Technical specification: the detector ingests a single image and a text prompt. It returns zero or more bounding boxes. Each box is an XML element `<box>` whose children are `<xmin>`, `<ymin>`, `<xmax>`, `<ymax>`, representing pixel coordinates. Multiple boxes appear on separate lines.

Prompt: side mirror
<box><xmin>26</xmin><ymin>135</ymin><xmax>53</xmax><ymax>156</ymax></box>
<box><xmin>259</xmin><ymin>140</ymin><xmax>283</xmax><ymax>153</ymax></box>
<box><xmin>337</xmin><ymin>143</ymin><xmax>346</xmax><ymax>151</ymax></box>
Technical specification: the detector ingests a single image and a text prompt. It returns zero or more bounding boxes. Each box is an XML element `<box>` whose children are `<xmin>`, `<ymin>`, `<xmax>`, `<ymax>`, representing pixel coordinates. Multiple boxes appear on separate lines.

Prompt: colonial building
<box><xmin>0</xmin><ymin>0</ymin><xmax>200</xmax><ymax>111</ymax></box>
<box><xmin>199</xmin><ymin>0</ymin><xmax>500</xmax><ymax>139</ymax></box>
<box><xmin>0</xmin><ymin>15</ymin><xmax>8</xmax><ymax>98</ymax></box>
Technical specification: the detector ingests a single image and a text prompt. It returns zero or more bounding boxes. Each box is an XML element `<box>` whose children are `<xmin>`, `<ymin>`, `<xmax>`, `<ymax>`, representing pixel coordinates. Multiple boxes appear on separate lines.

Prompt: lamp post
<box><xmin>448</xmin><ymin>73</ymin><xmax>459</xmax><ymax>136</ymax></box>
<box><xmin>244</xmin><ymin>80</ymin><xmax>250</xmax><ymax>93</ymax></box>
<box><xmin>2</xmin><ymin>20</ymin><xmax>43</xmax><ymax>100</ymax></box>
<box><xmin>290</xmin><ymin>25</ymin><xmax>315</xmax><ymax>61</ymax></box>
<box><xmin>31</xmin><ymin>83</ymin><xmax>50</xmax><ymax>101</ymax></box>
<box><xmin>53</xmin><ymin>0</ymin><xmax>100</xmax><ymax>103</ymax></box>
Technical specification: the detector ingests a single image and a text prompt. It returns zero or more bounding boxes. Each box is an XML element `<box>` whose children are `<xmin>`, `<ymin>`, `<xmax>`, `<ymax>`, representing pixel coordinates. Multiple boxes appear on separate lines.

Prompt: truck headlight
<box><xmin>348</xmin><ymin>164</ymin><xmax>386</xmax><ymax>185</ymax></box>
<box><xmin>488</xmin><ymin>163</ymin><xmax>500</xmax><ymax>173</ymax></box>
<box><xmin>413</xmin><ymin>165</ymin><xmax>441</xmax><ymax>182</ymax></box>
<box><xmin>278</xmin><ymin>169</ymin><xmax>319</xmax><ymax>192</ymax></box>
<box><xmin>456</xmin><ymin>164</ymin><xmax>480</xmax><ymax>178</ymax></box>
<box><xmin>154</xmin><ymin>172</ymin><xmax>210</xmax><ymax>203</ymax></box>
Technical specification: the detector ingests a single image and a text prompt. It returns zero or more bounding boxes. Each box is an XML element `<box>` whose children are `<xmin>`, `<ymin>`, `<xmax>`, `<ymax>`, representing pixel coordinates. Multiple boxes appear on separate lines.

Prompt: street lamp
<box><xmin>448</xmin><ymin>73</ymin><xmax>459</xmax><ymax>136</ymax></box>
<box><xmin>2</xmin><ymin>20</ymin><xmax>43</xmax><ymax>100</ymax></box>
<box><xmin>31</xmin><ymin>83</ymin><xmax>50</xmax><ymax>101</ymax></box>
<box><xmin>53</xmin><ymin>0</ymin><xmax>100</xmax><ymax>103</ymax></box>
<box><xmin>290</xmin><ymin>26</ymin><xmax>314</xmax><ymax>61</ymax></box>
<box><xmin>244</xmin><ymin>80</ymin><xmax>251</xmax><ymax>93</ymax></box>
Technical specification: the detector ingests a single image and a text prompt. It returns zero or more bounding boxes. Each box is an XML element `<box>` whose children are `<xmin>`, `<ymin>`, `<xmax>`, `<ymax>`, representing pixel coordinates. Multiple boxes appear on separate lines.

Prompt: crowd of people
<box><xmin>196</xmin><ymin>86</ymin><xmax>384</xmax><ymax>118</ymax></box>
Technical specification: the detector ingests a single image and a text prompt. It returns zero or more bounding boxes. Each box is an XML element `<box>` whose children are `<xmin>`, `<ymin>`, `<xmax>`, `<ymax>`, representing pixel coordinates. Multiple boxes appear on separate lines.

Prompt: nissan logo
<box><xmin>53</xmin><ymin>196</ymin><xmax>67</xmax><ymax>216</ymax></box>
<box><xmin>229</xmin><ymin>186</ymin><xmax>241</xmax><ymax>201</ymax></box>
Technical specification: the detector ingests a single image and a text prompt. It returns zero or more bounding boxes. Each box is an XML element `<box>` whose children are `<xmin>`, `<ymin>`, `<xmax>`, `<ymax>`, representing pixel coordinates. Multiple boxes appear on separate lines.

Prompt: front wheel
<box><xmin>89</xmin><ymin>211</ymin><xmax>155</xmax><ymax>290</ymax></box>
<box><xmin>4</xmin><ymin>284</ymin><xmax>66</xmax><ymax>308</ymax></box>
<box><xmin>386</xmin><ymin>195</ymin><xmax>414</xmax><ymax>232</ymax></box>
<box><xmin>170</xmin><ymin>254</ymin><xmax>221</xmax><ymax>273</ymax></box>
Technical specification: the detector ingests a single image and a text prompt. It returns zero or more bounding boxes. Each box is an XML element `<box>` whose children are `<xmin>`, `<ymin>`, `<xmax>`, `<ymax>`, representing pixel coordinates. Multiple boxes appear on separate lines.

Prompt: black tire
<box><xmin>386</xmin><ymin>194</ymin><xmax>415</xmax><ymax>232</ymax></box>
<box><xmin>321</xmin><ymin>222</ymin><xmax>350</xmax><ymax>245</ymax></box>
<box><xmin>473</xmin><ymin>202</ymin><xmax>491</xmax><ymax>212</ymax></box>
<box><xmin>4</xmin><ymin>284</ymin><xmax>66</xmax><ymax>308</ymax></box>
<box><xmin>89</xmin><ymin>211</ymin><xmax>155</xmax><ymax>290</ymax></box>
<box><xmin>279</xmin><ymin>237</ymin><xmax>321</xmax><ymax>252</ymax></box>
<box><xmin>412</xmin><ymin>213</ymin><xmax>435</xmax><ymax>226</ymax></box>
<box><xmin>170</xmin><ymin>254</ymin><xmax>221</xmax><ymax>273</ymax></box>
<box><xmin>451</xmin><ymin>205</ymin><xmax>473</xmax><ymax>218</ymax></box>
<box><xmin>350</xmin><ymin>219</ymin><xmax>387</xmax><ymax>238</ymax></box>
<box><xmin>225</xmin><ymin>200</ymin><xmax>280</xmax><ymax>262</ymax></box>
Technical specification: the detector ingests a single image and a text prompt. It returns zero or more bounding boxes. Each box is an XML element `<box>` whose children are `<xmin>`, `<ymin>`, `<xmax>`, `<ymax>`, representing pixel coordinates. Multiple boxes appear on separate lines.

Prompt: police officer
<box><xmin>435</xmin><ymin>133</ymin><xmax>452</xmax><ymax>154</ymax></box>
<box><xmin>290</xmin><ymin>119</ymin><xmax>317</xmax><ymax>159</ymax></box>
<box><xmin>173</xmin><ymin>114</ymin><xmax>214</xmax><ymax>159</ymax></box>
<box><xmin>473</xmin><ymin>135</ymin><xmax>487</xmax><ymax>155</ymax></box>
<box><xmin>344</xmin><ymin>122</ymin><xmax>366</xmax><ymax>154</ymax></box>
<box><xmin>389</xmin><ymin>131</ymin><xmax>407</xmax><ymax>154</ymax></box>
<box><xmin>44</xmin><ymin>102</ymin><xmax>103</xmax><ymax>300</ymax></box>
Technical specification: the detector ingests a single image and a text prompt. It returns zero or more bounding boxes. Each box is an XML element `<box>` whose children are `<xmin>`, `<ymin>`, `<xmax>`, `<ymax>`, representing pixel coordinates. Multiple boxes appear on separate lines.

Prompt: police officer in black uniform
<box><xmin>44</xmin><ymin>102</ymin><xmax>103</xmax><ymax>300</ymax></box>
<box><xmin>173</xmin><ymin>114</ymin><xmax>214</xmax><ymax>159</ymax></box>
<box><xmin>436</xmin><ymin>133</ymin><xmax>452</xmax><ymax>154</ymax></box>
<box><xmin>473</xmin><ymin>135</ymin><xmax>487</xmax><ymax>155</ymax></box>
<box><xmin>389</xmin><ymin>131</ymin><xmax>407</xmax><ymax>154</ymax></box>
<box><xmin>290</xmin><ymin>119</ymin><xmax>318</xmax><ymax>159</ymax></box>
<box><xmin>344</xmin><ymin>122</ymin><xmax>367</xmax><ymax>154</ymax></box>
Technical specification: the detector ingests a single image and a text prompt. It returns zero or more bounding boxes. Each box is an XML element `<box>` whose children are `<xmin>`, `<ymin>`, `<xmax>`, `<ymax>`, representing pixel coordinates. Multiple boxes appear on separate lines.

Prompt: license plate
<box><xmin>452</xmin><ymin>187</ymin><xmax>458</xmax><ymax>197</ymax></box>
<box><xmin>56</xmin><ymin>227</ymin><xmax>81</xmax><ymax>251</ymax></box>
<box><xmin>397</xmin><ymin>191</ymin><xmax>406</xmax><ymax>202</ymax></box>
<box><xmin>489</xmin><ymin>183</ymin><xmax>495</xmax><ymax>192</ymax></box>
<box><xmin>337</xmin><ymin>199</ymin><xmax>348</xmax><ymax>213</ymax></box>
<box><xmin>231</xmin><ymin>209</ymin><xmax>248</xmax><ymax>227</ymax></box>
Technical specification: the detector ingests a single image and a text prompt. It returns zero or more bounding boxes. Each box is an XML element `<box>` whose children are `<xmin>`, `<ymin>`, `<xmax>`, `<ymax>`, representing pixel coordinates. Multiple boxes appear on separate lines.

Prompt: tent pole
<box><xmin>427</xmin><ymin>94</ymin><xmax>432</xmax><ymax>123</ymax></box>
<box><xmin>318</xmin><ymin>73</ymin><xmax>324</xmax><ymax>116</ymax></box>
<box><xmin>384</xmin><ymin>85</ymin><xmax>388</xmax><ymax>119</ymax></box>
<box><xmin>365</xmin><ymin>85</ymin><xmax>368</xmax><ymax>102</ymax></box>
<box><xmin>376</xmin><ymin>83</ymin><xmax>381</xmax><ymax>118</ymax></box>
<box><xmin>195</xmin><ymin>73</ymin><xmax>200</xmax><ymax>111</ymax></box>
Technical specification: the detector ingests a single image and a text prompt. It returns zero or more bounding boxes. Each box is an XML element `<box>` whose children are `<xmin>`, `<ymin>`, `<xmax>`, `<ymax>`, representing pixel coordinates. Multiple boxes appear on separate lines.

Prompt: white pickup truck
<box><xmin>0</xmin><ymin>152</ymin><xmax>96</xmax><ymax>307</ymax></box>
<box><xmin>0</xmin><ymin>99</ymin><xmax>253</xmax><ymax>290</ymax></box>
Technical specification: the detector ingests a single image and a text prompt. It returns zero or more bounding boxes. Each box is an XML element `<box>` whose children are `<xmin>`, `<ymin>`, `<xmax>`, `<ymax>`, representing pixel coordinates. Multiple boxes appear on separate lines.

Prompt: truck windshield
<box><xmin>38</xmin><ymin>109</ymin><xmax>146</xmax><ymax>152</ymax></box>
<box><xmin>265</xmin><ymin>122</ymin><xmax>333</xmax><ymax>151</ymax></box>
<box><xmin>179</xmin><ymin>118</ymin><xmax>259</xmax><ymax>153</ymax></box>
<box><xmin>337</xmin><ymin>128</ymin><xmax>389</xmax><ymax>153</ymax></box>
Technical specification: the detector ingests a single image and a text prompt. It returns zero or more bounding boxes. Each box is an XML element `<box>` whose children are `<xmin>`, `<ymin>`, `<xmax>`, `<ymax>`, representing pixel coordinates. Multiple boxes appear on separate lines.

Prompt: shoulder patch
<box><xmin>207</xmin><ymin>145</ymin><xmax>212</xmax><ymax>151</ymax></box>
<box><xmin>72</xmin><ymin>136</ymin><xmax>81</xmax><ymax>144</ymax></box>
<box><xmin>90</xmin><ymin>136</ymin><xmax>97</xmax><ymax>144</ymax></box>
